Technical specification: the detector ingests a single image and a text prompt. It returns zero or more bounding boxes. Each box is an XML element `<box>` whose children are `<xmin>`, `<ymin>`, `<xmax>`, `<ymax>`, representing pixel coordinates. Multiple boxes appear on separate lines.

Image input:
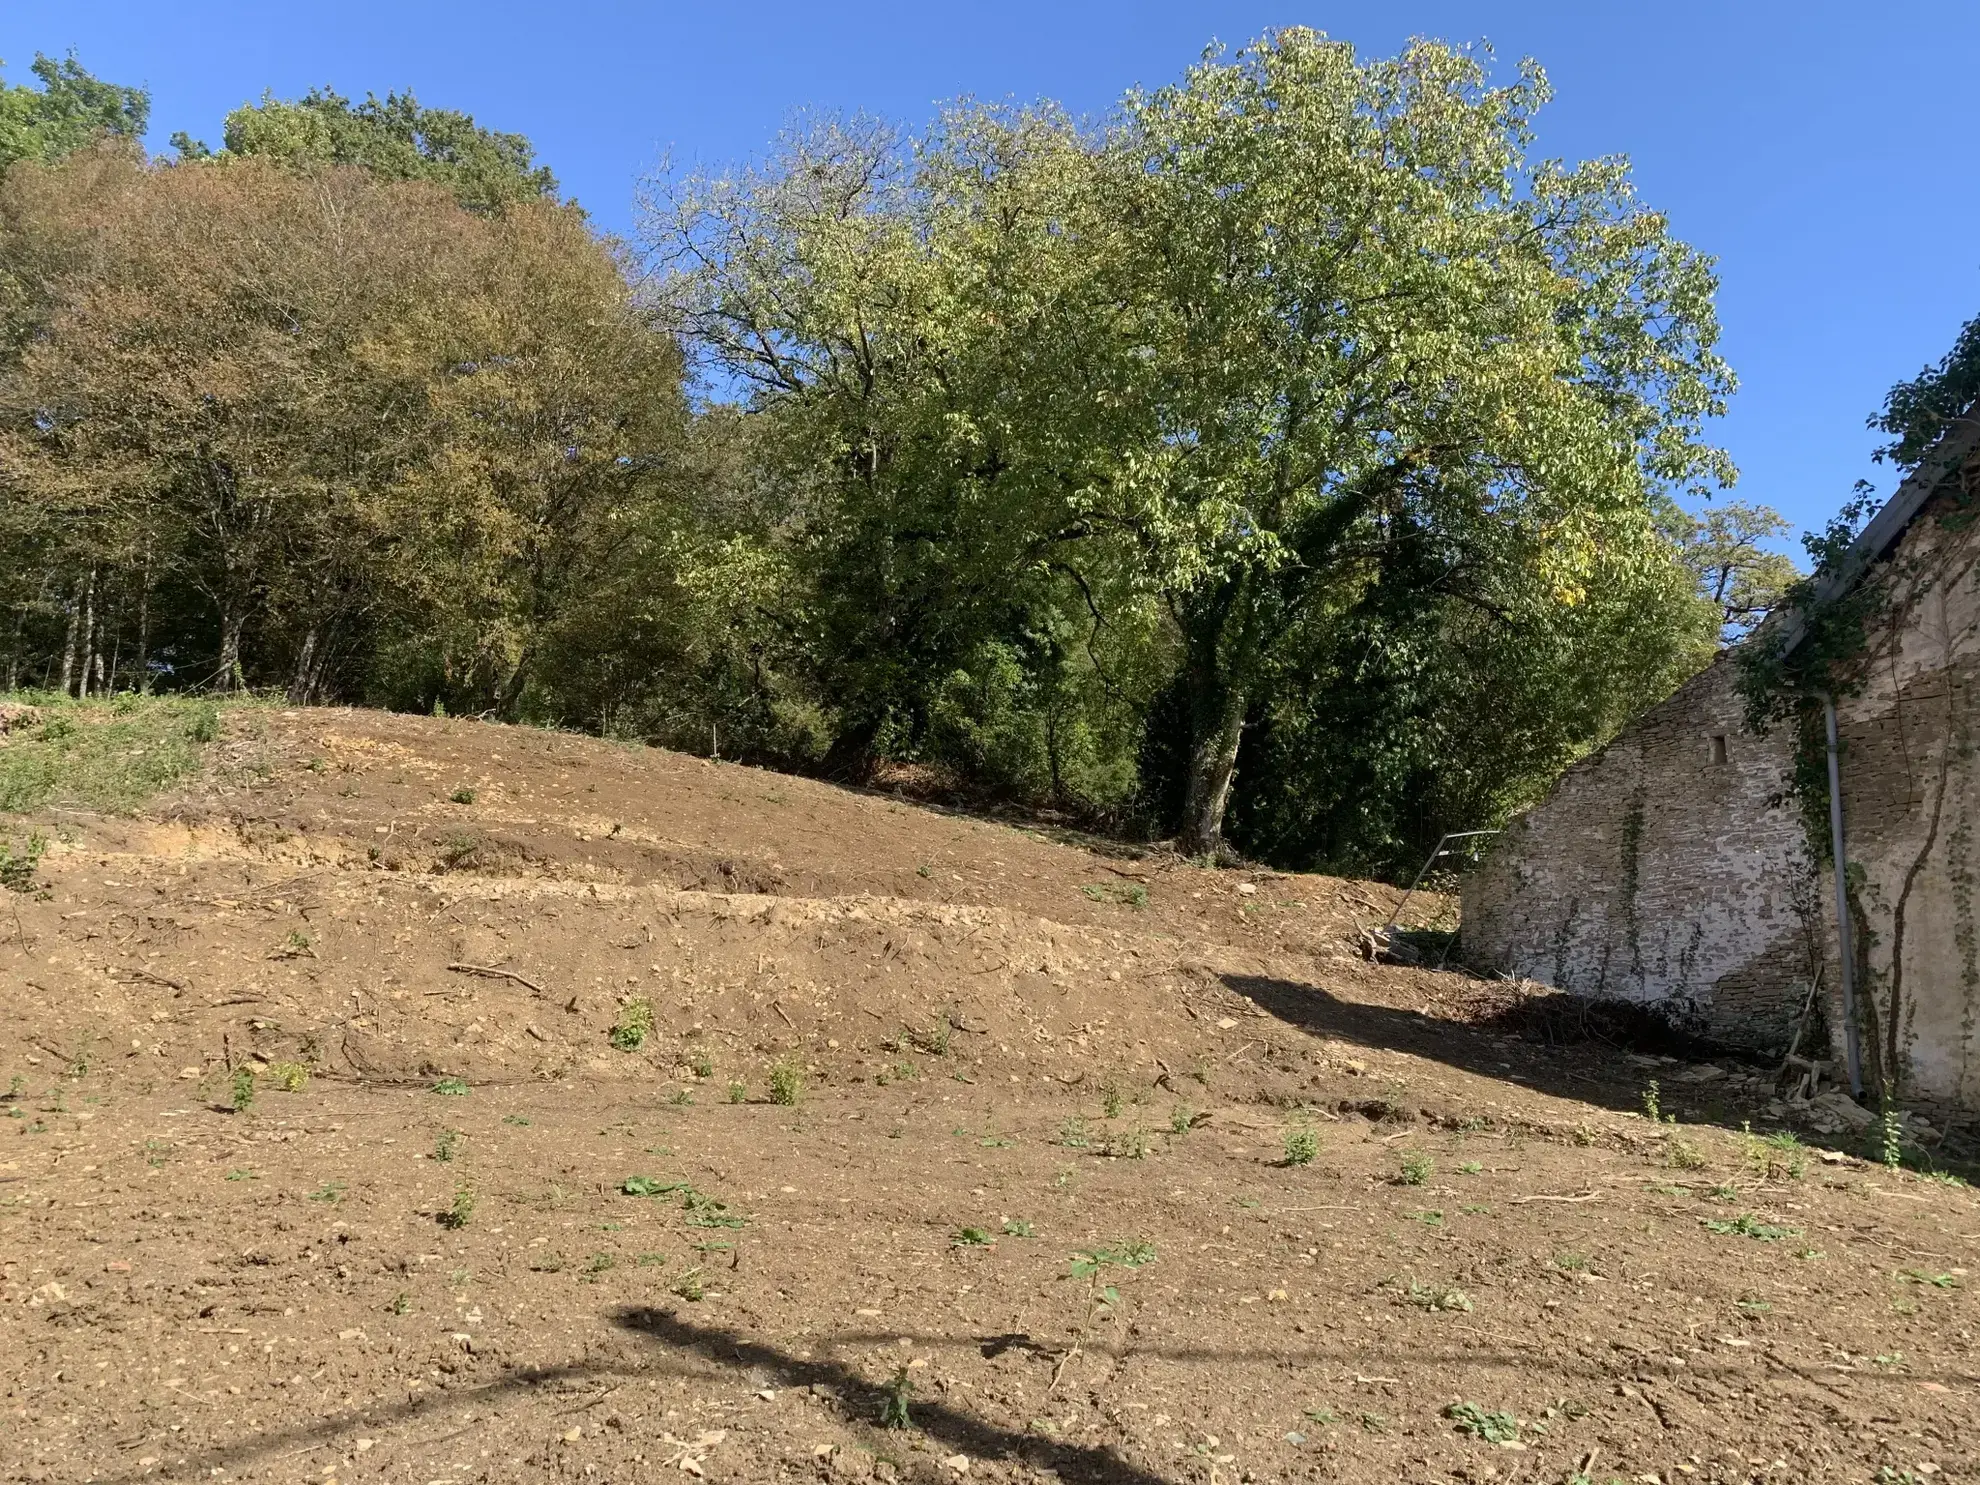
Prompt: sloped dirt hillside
<box><xmin>2</xmin><ymin>705</ymin><xmax>1975</xmax><ymax>1485</ymax></box>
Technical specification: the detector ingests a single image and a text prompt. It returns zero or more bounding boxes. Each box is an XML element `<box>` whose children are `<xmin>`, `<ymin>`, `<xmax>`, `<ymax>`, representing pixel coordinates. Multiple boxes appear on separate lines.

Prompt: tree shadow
<box><xmin>1220</xmin><ymin>971</ymin><xmax>1768</xmax><ymax>1127</ymax></box>
<box><xmin>611</xmin><ymin>1305</ymin><xmax>1171</xmax><ymax>1484</ymax></box>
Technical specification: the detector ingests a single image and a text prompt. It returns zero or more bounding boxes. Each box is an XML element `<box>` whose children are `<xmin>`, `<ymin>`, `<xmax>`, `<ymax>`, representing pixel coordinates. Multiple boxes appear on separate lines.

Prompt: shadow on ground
<box><xmin>1222</xmin><ymin>971</ymin><xmax>1775</xmax><ymax>1130</ymax></box>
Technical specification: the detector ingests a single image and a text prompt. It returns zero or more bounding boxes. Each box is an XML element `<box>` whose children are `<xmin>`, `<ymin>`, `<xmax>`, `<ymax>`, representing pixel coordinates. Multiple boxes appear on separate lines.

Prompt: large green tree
<box><xmin>651</xmin><ymin>30</ymin><xmax>1739</xmax><ymax>856</ymax></box>
<box><xmin>176</xmin><ymin>88</ymin><xmax>557</xmax><ymax>214</ymax></box>
<box><xmin>0</xmin><ymin>54</ymin><xmax>148</xmax><ymax>172</ymax></box>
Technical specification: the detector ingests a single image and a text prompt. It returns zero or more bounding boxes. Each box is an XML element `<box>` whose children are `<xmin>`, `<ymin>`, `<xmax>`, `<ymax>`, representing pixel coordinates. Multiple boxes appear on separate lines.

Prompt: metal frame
<box><xmin>1385</xmin><ymin>829</ymin><xmax>1501</xmax><ymax>931</ymax></box>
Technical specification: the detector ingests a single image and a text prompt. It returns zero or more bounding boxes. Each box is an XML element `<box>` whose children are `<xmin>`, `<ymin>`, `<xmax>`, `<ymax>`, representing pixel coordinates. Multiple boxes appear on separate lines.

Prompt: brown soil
<box><xmin>3</xmin><ymin>706</ymin><xmax>1976</xmax><ymax>1485</ymax></box>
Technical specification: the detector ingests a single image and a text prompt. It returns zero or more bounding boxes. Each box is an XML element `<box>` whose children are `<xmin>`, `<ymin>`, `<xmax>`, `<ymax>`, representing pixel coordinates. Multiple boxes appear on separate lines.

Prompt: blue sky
<box><xmin>6</xmin><ymin>2</ymin><xmax>1978</xmax><ymax>552</ymax></box>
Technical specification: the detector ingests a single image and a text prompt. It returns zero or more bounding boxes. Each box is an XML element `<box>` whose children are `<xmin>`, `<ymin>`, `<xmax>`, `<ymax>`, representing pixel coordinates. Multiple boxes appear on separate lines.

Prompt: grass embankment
<box><xmin>0</xmin><ymin>691</ymin><xmax>223</xmax><ymax>815</ymax></box>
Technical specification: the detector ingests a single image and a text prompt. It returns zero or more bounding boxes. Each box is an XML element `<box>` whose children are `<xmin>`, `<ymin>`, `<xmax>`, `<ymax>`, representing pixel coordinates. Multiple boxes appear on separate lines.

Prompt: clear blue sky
<box><xmin>7</xmin><ymin>1</ymin><xmax>1978</xmax><ymax>552</ymax></box>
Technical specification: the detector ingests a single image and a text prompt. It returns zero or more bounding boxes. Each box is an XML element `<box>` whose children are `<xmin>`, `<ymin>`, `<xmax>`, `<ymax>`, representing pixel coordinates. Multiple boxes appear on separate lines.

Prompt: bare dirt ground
<box><xmin>3</xmin><ymin>705</ymin><xmax>1977</xmax><ymax>1485</ymax></box>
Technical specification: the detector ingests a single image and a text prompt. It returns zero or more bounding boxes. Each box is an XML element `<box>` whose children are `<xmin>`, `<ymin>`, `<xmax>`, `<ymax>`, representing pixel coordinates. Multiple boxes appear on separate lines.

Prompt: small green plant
<box><xmin>879</xmin><ymin>1366</ymin><xmax>915</xmax><ymax>1428</ymax></box>
<box><xmin>767</xmin><ymin>1057</ymin><xmax>804</xmax><ymax>1107</ymax></box>
<box><xmin>1896</xmin><ymin>1268</ymin><xmax>1958</xmax><ymax>1288</ymax></box>
<box><xmin>910</xmin><ymin>1018</ymin><xmax>953</xmax><ymax>1057</ymax></box>
<box><xmin>952</xmin><ymin>1226</ymin><xmax>994</xmax><ymax>1247</ymax></box>
<box><xmin>450</xmin><ymin>786</ymin><xmax>478</xmax><ymax>805</ymax></box>
<box><xmin>309</xmin><ymin>1181</ymin><xmax>346</xmax><ymax>1203</ymax></box>
<box><xmin>502</xmin><ymin>1113</ymin><xmax>530</xmax><ymax>1126</ymax></box>
<box><xmin>389</xmin><ymin>1290</ymin><xmax>411</xmax><ymax>1315</ymax></box>
<box><xmin>1553</xmin><ymin>1252</ymin><xmax>1589</xmax><ymax>1272</ymax></box>
<box><xmin>1642</xmin><ymin>1079</ymin><xmax>1662</xmax><ymax>1122</ymax></box>
<box><xmin>1880</xmin><ymin>1105</ymin><xmax>1904</xmax><ymax>1169</ymax></box>
<box><xmin>1002</xmin><ymin>1217</ymin><xmax>1035</xmax><ymax>1237</ymax></box>
<box><xmin>681</xmin><ymin>1188</ymin><xmax>746</xmax><ymax>1228</ymax></box>
<box><xmin>1056</xmin><ymin>1116</ymin><xmax>1092</xmax><ymax>1149</ymax></box>
<box><xmin>1444</xmin><ymin>1401</ymin><xmax>1518</xmax><ymax>1443</ymax></box>
<box><xmin>1303</xmin><ymin>1407</ymin><xmax>1336</xmax><ymax>1426</ymax></box>
<box><xmin>267</xmin><ymin>1060</ymin><xmax>309</xmax><ymax>1092</ymax></box>
<box><xmin>667</xmin><ymin>1087</ymin><xmax>694</xmax><ymax>1106</ymax></box>
<box><xmin>437</xmin><ymin>833</ymin><xmax>479</xmax><ymax>868</ymax></box>
<box><xmin>1456</xmin><ymin>1161</ymin><xmax>1483</xmax><ymax>1175</ymax></box>
<box><xmin>434</xmin><ymin>1128</ymin><xmax>461</xmax><ymax>1163</ymax></box>
<box><xmin>726</xmin><ymin>1080</ymin><xmax>747</xmax><ymax>1104</ymax></box>
<box><xmin>1079</xmin><ymin>882</ymin><xmax>1147</xmax><ymax>909</ymax></box>
<box><xmin>431</xmin><ymin>1077</ymin><xmax>470</xmax><ymax>1096</ymax></box>
<box><xmin>1100</xmin><ymin>1084</ymin><xmax>1124</xmax><ymax>1119</ymax></box>
<box><xmin>1406</xmin><ymin>1281</ymin><xmax>1473</xmax><ymax>1312</ymax></box>
<box><xmin>1701</xmin><ymin>1213</ymin><xmax>1801</xmax><ymax>1241</ymax></box>
<box><xmin>277</xmin><ymin>929</ymin><xmax>314</xmax><ymax>958</ymax></box>
<box><xmin>1397</xmin><ymin>1151</ymin><xmax>1432</xmax><ymax>1186</ymax></box>
<box><xmin>1168</xmin><ymin>1103</ymin><xmax>1197</xmax><ymax>1135</ymax></box>
<box><xmin>1282</xmin><ymin>1123</ymin><xmax>1318</xmax><ymax>1167</ymax></box>
<box><xmin>223</xmin><ymin>1167</ymin><xmax>256</xmax><ymax>1181</ymax></box>
<box><xmin>688</xmin><ymin>1048</ymin><xmax>714</xmax><ymax>1078</ymax></box>
<box><xmin>672</xmin><ymin>1268</ymin><xmax>705</xmax><ymax>1301</ymax></box>
<box><xmin>228</xmin><ymin>1066</ymin><xmax>256</xmax><ymax>1114</ymax></box>
<box><xmin>610</xmin><ymin>997</ymin><xmax>655</xmax><ymax>1052</ymax></box>
<box><xmin>439</xmin><ymin>1182</ymin><xmax>476</xmax><ymax>1229</ymax></box>
<box><xmin>620</xmin><ymin>1175</ymin><xmax>683</xmax><ymax>1197</ymax></box>
<box><xmin>1667</xmin><ymin>1136</ymin><xmax>1708</xmax><ymax>1171</ymax></box>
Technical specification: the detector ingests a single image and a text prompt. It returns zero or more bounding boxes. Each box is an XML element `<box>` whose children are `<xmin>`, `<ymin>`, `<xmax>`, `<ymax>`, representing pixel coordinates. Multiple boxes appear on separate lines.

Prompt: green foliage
<box><xmin>1700</xmin><ymin>1213</ymin><xmax>1801</xmax><ymax>1241</ymax></box>
<box><xmin>187</xmin><ymin>87</ymin><xmax>557</xmax><ymax>214</ymax></box>
<box><xmin>1444</xmin><ymin>1401</ymin><xmax>1518</xmax><ymax>1443</ymax></box>
<box><xmin>430</xmin><ymin>1077</ymin><xmax>470</xmax><ymax>1096</ymax></box>
<box><xmin>767</xmin><ymin>1057</ymin><xmax>804</xmax><ymax>1106</ymax></box>
<box><xmin>228</xmin><ymin>1066</ymin><xmax>256</xmax><ymax>1113</ymax></box>
<box><xmin>1871</xmin><ymin>309</ymin><xmax>1980</xmax><ymax>471</ymax></box>
<box><xmin>1397</xmin><ymin>1150</ymin><xmax>1433</xmax><ymax>1186</ymax></box>
<box><xmin>439</xmin><ymin>1182</ymin><xmax>476</xmax><ymax>1229</ymax></box>
<box><xmin>0</xmin><ymin>828</ymin><xmax>46</xmax><ymax>893</ymax></box>
<box><xmin>0</xmin><ymin>696</ymin><xmax>220</xmax><ymax>814</ymax></box>
<box><xmin>609</xmin><ymin>997</ymin><xmax>655</xmax><ymax>1052</ymax></box>
<box><xmin>879</xmin><ymin>1367</ymin><xmax>915</xmax><ymax>1428</ymax></box>
<box><xmin>1282</xmin><ymin>1123</ymin><xmax>1318</xmax><ymax>1167</ymax></box>
<box><xmin>0</xmin><ymin>54</ymin><xmax>148</xmax><ymax>172</ymax></box>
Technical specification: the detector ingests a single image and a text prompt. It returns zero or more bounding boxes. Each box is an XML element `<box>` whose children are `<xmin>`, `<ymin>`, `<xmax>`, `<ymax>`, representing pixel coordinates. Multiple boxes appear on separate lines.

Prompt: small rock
<box><xmin>940</xmin><ymin>1455</ymin><xmax>970</xmax><ymax>1474</ymax></box>
<box><xmin>1215</xmin><ymin>1017</ymin><xmax>1238</xmax><ymax>1030</ymax></box>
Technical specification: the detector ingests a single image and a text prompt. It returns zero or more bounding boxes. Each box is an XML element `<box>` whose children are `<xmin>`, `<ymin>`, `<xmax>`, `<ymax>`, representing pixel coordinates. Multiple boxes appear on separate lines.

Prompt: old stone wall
<box><xmin>1835</xmin><ymin>482</ymin><xmax>1980</xmax><ymax>1108</ymax></box>
<box><xmin>1461</xmin><ymin>653</ymin><xmax>1819</xmax><ymax>1055</ymax></box>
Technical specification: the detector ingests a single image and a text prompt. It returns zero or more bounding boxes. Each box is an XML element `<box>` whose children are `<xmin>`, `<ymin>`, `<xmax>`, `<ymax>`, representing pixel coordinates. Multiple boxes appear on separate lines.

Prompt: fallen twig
<box><xmin>446</xmin><ymin>962</ymin><xmax>545</xmax><ymax>995</ymax></box>
<box><xmin>1510</xmin><ymin>1191</ymin><xmax>1602</xmax><ymax>1204</ymax></box>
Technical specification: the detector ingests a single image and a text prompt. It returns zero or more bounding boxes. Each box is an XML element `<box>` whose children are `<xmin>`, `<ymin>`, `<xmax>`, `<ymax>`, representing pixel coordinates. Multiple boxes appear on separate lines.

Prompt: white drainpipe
<box><xmin>1822</xmin><ymin>693</ymin><xmax>1864</xmax><ymax>1098</ymax></box>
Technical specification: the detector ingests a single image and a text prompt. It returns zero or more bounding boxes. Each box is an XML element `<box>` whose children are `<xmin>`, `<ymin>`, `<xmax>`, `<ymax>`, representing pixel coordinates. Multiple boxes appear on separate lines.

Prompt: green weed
<box><xmin>228</xmin><ymin>1066</ymin><xmax>255</xmax><ymax>1114</ymax></box>
<box><xmin>726</xmin><ymin>1080</ymin><xmax>747</xmax><ymax>1103</ymax></box>
<box><xmin>1444</xmin><ymin>1401</ymin><xmax>1518</xmax><ymax>1443</ymax></box>
<box><xmin>767</xmin><ymin>1057</ymin><xmax>804</xmax><ymax>1107</ymax></box>
<box><xmin>450</xmin><ymin>786</ymin><xmax>478</xmax><ymax>805</ymax></box>
<box><xmin>1396</xmin><ymin>1151</ymin><xmax>1432</xmax><ymax>1186</ymax></box>
<box><xmin>266</xmin><ymin>1060</ymin><xmax>309</xmax><ymax>1092</ymax></box>
<box><xmin>434</xmin><ymin>1128</ymin><xmax>460</xmax><ymax>1162</ymax></box>
<box><xmin>879</xmin><ymin>1366</ymin><xmax>915</xmax><ymax>1428</ymax></box>
<box><xmin>1282</xmin><ymin>1123</ymin><xmax>1318</xmax><ymax>1167</ymax></box>
<box><xmin>952</xmin><ymin>1226</ymin><xmax>994</xmax><ymax>1247</ymax></box>
<box><xmin>0</xmin><ymin>694</ymin><xmax>219</xmax><ymax>814</ymax></box>
<box><xmin>1406</xmin><ymin>1281</ymin><xmax>1473</xmax><ymax>1312</ymax></box>
<box><xmin>1700</xmin><ymin>1213</ymin><xmax>1801</xmax><ymax>1241</ymax></box>
<box><xmin>1002</xmin><ymin>1217</ymin><xmax>1035</xmax><ymax>1237</ymax></box>
<box><xmin>439</xmin><ymin>1183</ymin><xmax>476</xmax><ymax>1229</ymax></box>
<box><xmin>431</xmin><ymin>1077</ymin><xmax>470</xmax><ymax>1096</ymax></box>
<box><xmin>609</xmin><ymin>997</ymin><xmax>655</xmax><ymax>1052</ymax></box>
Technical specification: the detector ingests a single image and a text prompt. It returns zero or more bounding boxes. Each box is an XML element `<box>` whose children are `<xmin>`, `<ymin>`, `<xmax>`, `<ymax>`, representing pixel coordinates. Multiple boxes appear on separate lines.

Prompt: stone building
<box><xmin>1463</xmin><ymin>409</ymin><xmax>1980</xmax><ymax>1113</ymax></box>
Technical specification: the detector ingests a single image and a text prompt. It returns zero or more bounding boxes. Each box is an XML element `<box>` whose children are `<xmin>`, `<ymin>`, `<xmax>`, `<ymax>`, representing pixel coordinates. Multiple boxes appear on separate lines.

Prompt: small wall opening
<box><xmin>1710</xmin><ymin>734</ymin><xmax>1728</xmax><ymax>765</ymax></box>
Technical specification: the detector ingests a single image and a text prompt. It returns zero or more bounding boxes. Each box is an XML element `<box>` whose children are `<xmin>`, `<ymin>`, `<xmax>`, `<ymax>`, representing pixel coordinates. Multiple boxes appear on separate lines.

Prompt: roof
<box><xmin>1774</xmin><ymin>404</ymin><xmax>1980</xmax><ymax>657</ymax></box>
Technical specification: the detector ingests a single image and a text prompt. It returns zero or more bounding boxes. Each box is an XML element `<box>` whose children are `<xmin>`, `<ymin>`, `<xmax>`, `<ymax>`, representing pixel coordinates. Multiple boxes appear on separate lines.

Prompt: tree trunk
<box><xmin>80</xmin><ymin>568</ymin><xmax>98</xmax><ymax>697</ymax></box>
<box><xmin>216</xmin><ymin>607</ymin><xmax>246</xmax><ymax>693</ymax></box>
<box><xmin>1179</xmin><ymin>676</ymin><xmax>1247</xmax><ymax>859</ymax></box>
<box><xmin>59</xmin><ymin>577</ymin><xmax>83</xmax><ymax>697</ymax></box>
<box><xmin>134</xmin><ymin>565</ymin><xmax>152</xmax><ymax>694</ymax></box>
<box><xmin>1176</xmin><ymin>575</ymin><xmax>1261</xmax><ymax>861</ymax></box>
<box><xmin>287</xmin><ymin>626</ymin><xmax>320</xmax><ymax>705</ymax></box>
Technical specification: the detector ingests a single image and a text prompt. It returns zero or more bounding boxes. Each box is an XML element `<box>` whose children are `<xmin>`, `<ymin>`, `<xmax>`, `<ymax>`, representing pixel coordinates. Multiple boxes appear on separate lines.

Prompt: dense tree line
<box><xmin>0</xmin><ymin>37</ymin><xmax>1798</xmax><ymax>877</ymax></box>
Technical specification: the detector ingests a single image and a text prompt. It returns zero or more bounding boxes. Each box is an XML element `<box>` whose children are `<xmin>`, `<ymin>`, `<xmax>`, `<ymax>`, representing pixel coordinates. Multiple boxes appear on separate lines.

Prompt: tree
<box><xmin>177</xmin><ymin>88</ymin><xmax>557</xmax><ymax>214</ymax></box>
<box><xmin>1667</xmin><ymin>500</ymin><xmax>1798</xmax><ymax>639</ymax></box>
<box><xmin>1076</xmin><ymin>33</ymin><xmax>1735</xmax><ymax>855</ymax></box>
<box><xmin>0</xmin><ymin>54</ymin><xmax>148</xmax><ymax>173</ymax></box>
<box><xmin>1869</xmin><ymin>308</ymin><xmax>1980</xmax><ymax>470</ymax></box>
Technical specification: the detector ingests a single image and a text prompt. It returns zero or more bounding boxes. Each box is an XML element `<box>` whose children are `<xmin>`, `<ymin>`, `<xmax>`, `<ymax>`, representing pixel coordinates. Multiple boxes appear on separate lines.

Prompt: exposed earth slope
<box><xmin>2</xmin><ymin>705</ymin><xmax>1975</xmax><ymax>1484</ymax></box>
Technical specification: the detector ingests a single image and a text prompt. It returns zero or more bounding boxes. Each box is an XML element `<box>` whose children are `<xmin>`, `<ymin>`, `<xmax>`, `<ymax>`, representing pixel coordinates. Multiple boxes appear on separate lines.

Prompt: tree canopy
<box><xmin>0</xmin><ymin>54</ymin><xmax>149</xmax><ymax>171</ymax></box>
<box><xmin>175</xmin><ymin>88</ymin><xmax>558</xmax><ymax>214</ymax></box>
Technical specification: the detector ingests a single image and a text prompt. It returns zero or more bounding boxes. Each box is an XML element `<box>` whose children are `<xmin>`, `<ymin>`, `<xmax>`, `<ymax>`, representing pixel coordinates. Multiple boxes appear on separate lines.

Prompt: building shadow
<box><xmin>1220</xmin><ymin>971</ymin><xmax>1771</xmax><ymax>1128</ymax></box>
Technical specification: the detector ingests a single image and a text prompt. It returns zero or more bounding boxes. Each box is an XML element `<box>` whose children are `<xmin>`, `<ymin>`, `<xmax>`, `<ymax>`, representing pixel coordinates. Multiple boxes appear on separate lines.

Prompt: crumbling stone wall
<box><xmin>1461</xmin><ymin>653</ymin><xmax>1819</xmax><ymax>1054</ymax></box>
<box><xmin>1835</xmin><ymin>481</ymin><xmax>1980</xmax><ymax>1108</ymax></box>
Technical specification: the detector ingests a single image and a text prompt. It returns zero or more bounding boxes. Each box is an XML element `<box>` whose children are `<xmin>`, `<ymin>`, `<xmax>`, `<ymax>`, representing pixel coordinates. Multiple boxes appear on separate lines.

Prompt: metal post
<box><xmin>1823</xmin><ymin>694</ymin><xmax>1864</xmax><ymax>1099</ymax></box>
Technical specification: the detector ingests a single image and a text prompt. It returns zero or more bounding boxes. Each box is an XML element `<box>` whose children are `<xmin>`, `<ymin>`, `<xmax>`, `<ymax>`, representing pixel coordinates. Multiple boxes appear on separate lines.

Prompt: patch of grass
<box><xmin>1079</xmin><ymin>882</ymin><xmax>1148</xmax><ymax>909</ymax></box>
<box><xmin>681</xmin><ymin>1187</ymin><xmax>746</xmax><ymax>1229</ymax></box>
<box><xmin>1896</xmin><ymin>1268</ymin><xmax>1958</xmax><ymax>1288</ymax></box>
<box><xmin>609</xmin><ymin>997</ymin><xmax>655</xmax><ymax>1052</ymax></box>
<box><xmin>1667</xmin><ymin>1136</ymin><xmax>1708</xmax><ymax>1171</ymax></box>
<box><xmin>726</xmin><ymin>1080</ymin><xmax>747</xmax><ymax>1103</ymax></box>
<box><xmin>1553</xmin><ymin>1252</ymin><xmax>1589</xmax><ymax>1272</ymax></box>
<box><xmin>223</xmin><ymin>1167</ymin><xmax>257</xmax><ymax>1181</ymax></box>
<box><xmin>620</xmin><ymin>1175</ymin><xmax>684</xmax><ymax>1197</ymax></box>
<box><xmin>1099</xmin><ymin>1127</ymin><xmax>1151</xmax><ymax>1159</ymax></box>
<box><xmin>439</xmin><ymin>1183</ymin><xmax>476</xmax><ymax>1229</ymax></box>
<box><xmin>1396</xmin><ymin>1151</ymin><xmax>1432</xmax><ymax>1186</ymax></box>
<box><xmin>0</xmin><ymin>693</ymin><xmax>222</xmax><ymax>814</ymax></box>
<box><xmin>434</xmin><ymin>1128</ymin><xmax>461</xmax><ymax>1163</ymax></box>
<box><xmin>1100</xmin><ymin>1084</ymin><xmax>1124</xmax><ymax>1120</ymax></box>
<box><xmin>671</xmin><ymin>1268</ymin><xmax>705</xmax><ymax>1302</ymax></box>
<box><xmin>1282</xmin><ymin>1123</ymin><xmax>1318</xmax><ymax>1167</ymax></box>
<box><xmin>267</xmin><ymin>1061</ymin><xmax>309</xmax><ymax>1092</ymax></box>
<box><xmin>767</xmin><ymin>1057</ymin><xmax>804</xmax><ymax>1107</ymax></box>
<box><xmin>450</xmin><ymin>786</ymin><xmax>478</xmax><ymax>805</ymax></box>
<box><xmin>667</xmin><ymin>1088</ymin><xmax>694</xmax><ymax>1106</ymax></box>
<box><xmin>1701</xmin><ymin>1213</ymin><xmax>1801</xmax><ymax>1242</ymax></box>
<box><xmin>952</xmin><ymin>1226</ymin><xmax>994</xmax><ymax>1247</ymax></box>
<box><xmin>435</xmin><ymin>833</ymin><xmax>480</xmax><ymax>869</ymax></box>
<box><xmin>1002</xmin><ymin>1217</ymin><xmax>1035</xmax><ymax>1237</ymax></box>
<box><xmin>502</xmin><ymin>1113</ymin><xmax>530</xmax><ymax>1126</ymax></box>
<box><xmin>309</xmin><ymin>1181</ymin><xmax>347</xmax><ymax>1203</ymax></box>
<box><xmin>1406</xmin><ymin>1281</ymin><xmax>1473</xmax><ymax>1313</ymax></box>
<box><xmin>228</xmin><ymin>1066</ymin><xmax>256</xmax><ymax>1114</ymax></box>
<box><xmin>1056</xmin><ymin>1116</ymin><xmax>1092</xmax><ymax>1149</ymax></box>
<box><xmin>431</xmin><ymin>1077</ymin><xmax>470</xmax><ymax>1096</ymax></box>
<box><xmin>688</xmin><ymin>1049</ymin><xmax>715</xmax><ymax>1078</ymax></box>
<box><xmin>1168</xmin><ymin>1103</ymin><xmax>1199</xmax><ymax>1135</ymax></box>
<box><xmin>909</xmin><ymin>1019</ymin><xmax>953</xmax><ymax>1057</ymax></box>
<box><xmin>0</xmin><ymin>829</ymin><xmax>48</xmax><ymax>895</ymax></box>
<box><xmin>1444</xmin><ymin>1401</ymin><xmax>1518</xmax><ymax>1443</ymax></box>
